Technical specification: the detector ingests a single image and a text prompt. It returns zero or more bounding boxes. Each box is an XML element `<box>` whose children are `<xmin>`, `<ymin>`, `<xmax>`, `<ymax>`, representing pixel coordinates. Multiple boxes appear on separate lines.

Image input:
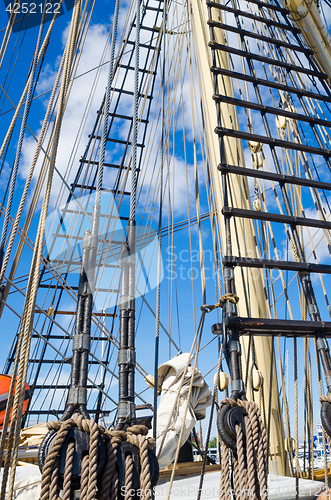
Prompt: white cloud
<box><xmin>20</xmin><ymin>22</ymin><xmax>111</xmax><ymax>206</ymax></box>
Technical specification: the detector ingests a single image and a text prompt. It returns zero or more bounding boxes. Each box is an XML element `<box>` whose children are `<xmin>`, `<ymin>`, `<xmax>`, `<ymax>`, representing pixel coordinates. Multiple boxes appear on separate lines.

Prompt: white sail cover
<box><xmin>148</xmin><ymin>353</ymin><xmax>212</xmax><ymax>470</ymax></box>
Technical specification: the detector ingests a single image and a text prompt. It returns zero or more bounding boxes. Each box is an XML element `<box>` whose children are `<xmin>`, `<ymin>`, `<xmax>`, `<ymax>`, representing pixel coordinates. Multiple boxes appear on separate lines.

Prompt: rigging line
<box><xmin>0</xmin><ymin>0</ymin><xmax>80</xmax><ymax>490</ymax></box>
<box><xmin>96</xmin><ymin>0</ymin><xmax>121</xmax><ymax>206</ymax></box>
<box><xmin>153</xmin><ymin>0</ymin><xmax>166</xmax><ymax>442</ymax></box>
<box><xmin>2</xmin><ymin>286</ymin><xmax>149</xmax><ymax>405</ymax></box>
<box><xmin>137</xmin><ymin>287</ymin><xmax>180</xmax><ymax>352</ymax></box>
<box><xmin>0</xmin><ymin>0</ymin><xmax>64</xmax><ymax>163</ymax></box>
<box><xmin>130</xmin><ymin>0</ymin><xmax>142</xmax><ymax>222</ymax></box>
<box><xmin>0</xmin><ymin>18</ymin><xmax>26</xmax><ymax>115</ymax></box>
<box><xmin>0</xmin><ymin>9</ymin><xmax>46</xmax><ymax>273</ymax></box>
<box><xmin>0</xmin><ymin>29</ymin><xmax>164</xmax><ymax>118</ymax></box>
<box><xmin>2</xmin><ymin>298</ymin><xmax>118</xmax><ymax>408</ymax></box>
<box><xmin>4</xmin><ymin>271</ymin><xmax>149</xmax><ymax>380</ymax></box>
<box><xmin>0</xmin><ymin>85</ymin><xmax>123</xmax><ymax>284</ymax></box>
<box><xmin>177</xmin><ymin>9</ymin><xmax>197</xmax><ymax>333</ymax></box>
<box><xmin>0</xmin><ymin>0</ymin><xmax>22</xmax><ymax>70</ymax></box>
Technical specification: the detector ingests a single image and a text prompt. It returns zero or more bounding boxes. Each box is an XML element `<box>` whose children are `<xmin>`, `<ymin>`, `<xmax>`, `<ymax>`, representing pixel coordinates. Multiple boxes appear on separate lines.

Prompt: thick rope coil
<box><xmin>41</xmin><ymin>419</ymin><xmax>76</xmax><ymax>500</ymax></box>
<box><xmin>100</xmin><ymin>430</ymin><xmax>126</xmax><ymax>500</ymax></box>
<box><xmin>127</xmin><ymin>425</ymin><xmax>152</xmax><ymax>500</ymax></box>
<box><xmin>124</xmin><ymin>454</ymin><xmax>134</xmax><ymax>500</ymax></box>
<box><xmin>62</xmin><ymin>441</ymin><xmax>75</xmax><ymax>500</ymax></box>
<box><xmin>219</xmin><ymin>399</ymin><xmax>268</xmax><ymax>500</ymax></box>
<box><xmin>40</xmin><ymin>420</ymin><xmax>154</xmax><ymax>500</ymax></box>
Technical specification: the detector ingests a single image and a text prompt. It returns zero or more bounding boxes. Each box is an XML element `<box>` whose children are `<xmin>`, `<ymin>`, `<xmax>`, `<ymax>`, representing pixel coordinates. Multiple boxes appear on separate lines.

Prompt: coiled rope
<box><xmin>40</xmin><ymin>417</ymin><xmax>155</xmax><ymax>500</ymax></box>
<box><xmin>219</xmin><ymin>398</ymin><xmax>268</xmax><ymax>500</ymax></box>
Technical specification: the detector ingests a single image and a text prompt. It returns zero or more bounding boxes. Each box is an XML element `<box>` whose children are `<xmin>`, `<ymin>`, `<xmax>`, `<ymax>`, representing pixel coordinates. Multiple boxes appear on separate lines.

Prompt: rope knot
<box><xmin>105</xmin><ymin>429</ymin><xmax>127</xmax><ymax>442</ymax></box>
<box><xmin>47</xmin><ymin>420</ymin><xmax>62</xmax><ymax>431</ymax></box>
<box><xmin>320</xmin><ymin>394</ymin><xmax>331</xmax><ymax>403</ymax></box>
<box><xmin>200</xmin><ymin>294</ymin><xmax>239</xmax><ymax>312</ymax></box>
<box><xmin>126</xmin><ymin>424</ymin><xmax>149</xmax><ymax>436</ymax></box>
<box><xmin>219</xmin><ymin>293</ymin><xmax>240</xmax><ymax>308</ymax></box>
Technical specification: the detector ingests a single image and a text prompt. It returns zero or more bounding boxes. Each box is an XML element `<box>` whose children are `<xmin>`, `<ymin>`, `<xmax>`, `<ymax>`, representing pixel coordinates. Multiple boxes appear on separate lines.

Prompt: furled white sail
<box><xmin>149</xmin><ymin>353</ymin><xmax>212</xmax><ymax>470</ymax></box>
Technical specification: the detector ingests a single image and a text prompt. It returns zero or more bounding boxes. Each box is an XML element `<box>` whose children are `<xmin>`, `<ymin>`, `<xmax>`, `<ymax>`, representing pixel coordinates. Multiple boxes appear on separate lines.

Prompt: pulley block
<box><xmin>217</xmin><ymin>404</ymin><xmax>247</xmax><ymax>452</ymax></box>
<box><xmin>321</xmin><ymin>401</ymin><xmax>331</xmax><ymax>438</ymax></box>
<box><xmin>117</xmin><ymin>442</ymin><xmax>159</xmax><ymax>499</ymax></box>
<box><xmin>38</xmin><ymin>427</ymin><xmax>106</xmax><ymax>490</ymax></box>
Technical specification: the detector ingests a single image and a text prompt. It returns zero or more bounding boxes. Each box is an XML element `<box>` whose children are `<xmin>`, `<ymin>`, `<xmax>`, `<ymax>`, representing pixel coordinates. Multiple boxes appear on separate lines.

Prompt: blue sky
<box><xmin>2</xmin><ymin>0</ymin><xmax>331</xmax><ymax>447</ymax></box>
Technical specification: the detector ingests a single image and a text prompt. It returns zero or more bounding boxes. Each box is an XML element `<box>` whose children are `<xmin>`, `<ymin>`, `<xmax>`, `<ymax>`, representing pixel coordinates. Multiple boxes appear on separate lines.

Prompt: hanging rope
<box><xmin>96</xmin><ymin>0</ymin><xmax>121</xmax><ymax>205</ymax></box>
<box><xmin>153</xmin><ymin>0</ymin><xmax>166</xmax><ymax>441</ymax></box>
<box><xmin>0</xmin><ymin>48</ymin><xmax>66</xmax><ymax>286</ymax></box>
<box><xmin>0</xmin><ymin>1</ymin><xmax>64</xmax><ymax>162</ymax></box>
<box><xmin>40</xmin><ymin>417</ymin><xmax>155</xmax><ymax>500</ymax></box>
<box><xmin>0</xmin><ymin>0</ymin><xmax>48</xmax><ymax>268</ymax></box>
<box><xmin>130</xmin><ymin>0</ymin><xmax>142</xmax><ymax>221</ymax></box>
<box><xmin>219</xmin><ymin>399</ymin><xmax>268</xmax><ymax>500</ymax></box>
<box><xmin>0</xmin><ymin>1</ymin><xmax>83</xmax><ymax>498</ymax></box>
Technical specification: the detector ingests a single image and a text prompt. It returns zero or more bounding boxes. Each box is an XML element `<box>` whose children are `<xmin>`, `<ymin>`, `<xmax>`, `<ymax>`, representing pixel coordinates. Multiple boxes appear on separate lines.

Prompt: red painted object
<box><xmin>0</xmin><ymin>375</ymin><xmax>30</xmax><ymax>428</ymax></box>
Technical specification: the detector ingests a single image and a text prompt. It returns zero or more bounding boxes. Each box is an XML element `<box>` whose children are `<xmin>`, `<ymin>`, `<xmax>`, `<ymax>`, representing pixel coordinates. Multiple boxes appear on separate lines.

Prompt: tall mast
<box><xmin>190</xmin><ymin>0</ymin><xmax>289</xmax><ymax>475</ymax></box>
<box><xmin>283</xmin><ymin>0</ymin><xmax>331</xmax><ymax>78</ymax></box>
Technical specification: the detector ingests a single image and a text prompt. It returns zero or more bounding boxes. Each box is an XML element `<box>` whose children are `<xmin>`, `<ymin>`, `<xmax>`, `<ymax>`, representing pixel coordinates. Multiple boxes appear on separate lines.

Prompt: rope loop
<box><xmin>200</xmin><ymin>301</ymin><xmax>220</xmax><ymax>313</ymax></box>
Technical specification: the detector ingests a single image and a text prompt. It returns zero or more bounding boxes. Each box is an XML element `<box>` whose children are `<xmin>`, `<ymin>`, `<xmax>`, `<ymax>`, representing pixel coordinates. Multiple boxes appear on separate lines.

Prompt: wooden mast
<box><xmin>190</xmin><ymin>0</ymin><xmax>289</xmax><ymax>475</ymax></box>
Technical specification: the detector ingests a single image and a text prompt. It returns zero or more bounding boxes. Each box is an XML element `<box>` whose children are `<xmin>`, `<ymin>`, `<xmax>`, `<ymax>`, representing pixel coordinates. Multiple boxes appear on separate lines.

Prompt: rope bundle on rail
<box><xmin>40</xmin><ymin>416</ymin><xmax>155</xmax><ymax>500</ymax></box>
<box><xmin>219</xmin><ymin>398</ymin><xmax>268</xmax><ymax>500</ymax></box>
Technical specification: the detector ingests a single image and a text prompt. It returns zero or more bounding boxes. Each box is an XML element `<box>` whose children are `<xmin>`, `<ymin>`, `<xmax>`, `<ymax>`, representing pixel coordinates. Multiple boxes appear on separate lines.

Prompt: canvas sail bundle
<box><xmin>149</xmin><ymin>353</ymin><xmax>212</xmax><ymax>470</ymax></box>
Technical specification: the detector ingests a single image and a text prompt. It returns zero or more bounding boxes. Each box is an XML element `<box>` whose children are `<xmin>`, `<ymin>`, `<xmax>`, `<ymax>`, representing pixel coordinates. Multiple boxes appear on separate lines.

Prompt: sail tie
<box><xmin>200</xmin><ymin>293</ymin><xmax>239</xmax><ymax>313</ymax></box>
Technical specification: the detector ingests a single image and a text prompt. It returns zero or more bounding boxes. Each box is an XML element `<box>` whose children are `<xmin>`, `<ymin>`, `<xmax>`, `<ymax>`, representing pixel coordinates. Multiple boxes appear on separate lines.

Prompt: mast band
<box><xmin>317</xmin><ymin>337</ymin><xmax>329</xmax><ymax>351</ymax></box>
<box><xmin>228</xmin><ymin>340</ymin><xmax>241</xmax><ymax>354</ymax></box>
<box><xmin>118</xmin><ymin>349</ymin><xmax>136</xmax><ymax>365</ymax></box>
<box><xmin>231</xmin><ymin>379</ymin><xmax>244</xmax><ymax>392</ymax></box>
<box><xmin>67</xmin><ymin>387</ymin><xmax>87</xmax><ymax>405</ymax></box>
<box><xmin>78</xmin><ymin>281</ymin><xmax>94</xmax><ymax>295</ymax></box>
<box><xmin>82</xmin><ymin>234</ymin><xmax>98</xmax><ymax>249</ymax></box>
<box><xmin>73</xmin><ymin>334</ymin><xmax>90</xmax><ymax>351</ymax></box>
<box><xmin>117</xmin><ymin>401</ymin><xmax>135</xmax><ymax>419</ymax></box>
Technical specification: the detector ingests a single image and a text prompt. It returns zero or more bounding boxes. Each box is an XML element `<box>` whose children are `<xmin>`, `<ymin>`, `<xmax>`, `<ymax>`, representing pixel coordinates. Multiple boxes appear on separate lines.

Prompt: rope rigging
<box><xmin>4</xmin><ymin>0</ymin><xmax>331</xmax><ymax>494</ymax></box>
<box><xmin>0</xmin><ymin>0</ymin><xmax>48</xmax><ymax>287</ymax></box>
